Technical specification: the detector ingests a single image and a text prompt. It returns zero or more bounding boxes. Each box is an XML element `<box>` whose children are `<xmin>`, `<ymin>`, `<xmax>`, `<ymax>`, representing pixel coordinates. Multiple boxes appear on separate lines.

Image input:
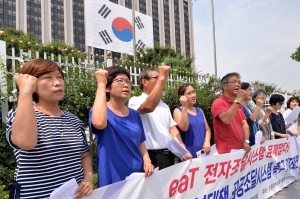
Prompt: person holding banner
<box><xmin>252</xmin><ymin>89</ymin><xmax>275</xmax><ymax>140</ymax></box>
<box><xmin>269</xmin><ymin>94</ymin><xmax>294</xmax><ymax>139</ymax></box>
<box><xmin>89</xmin><ymin>66</ymin><xmax>153</xmax><ymax>188</ymax></box>
<box><xmin>173</xmin><ymin>83</ymin><xmax>211</xmax><ymax>159</ymax></box>
<box><xmin>128</xmin><ymin>66</ymin><xmax>191</xmax><ymax>170</ymax></box>
<box><xmin>240</xmin><ymin>82</ymin><xmax>265</xmax><ymax>146</ymax></box>
<box><xmin>5</xmin><ymin>59</ymin><xmax>93</xmax><ymax>199</ymax></box>
<box><xmin>283</xmin><ymin>96</ymin><xmax>300</xmax><ymax>137</ymax></box>
<box><xmin>211</xmin><ymin>72</ymin><xmax>251</xmax><ymax>154</ymax></box>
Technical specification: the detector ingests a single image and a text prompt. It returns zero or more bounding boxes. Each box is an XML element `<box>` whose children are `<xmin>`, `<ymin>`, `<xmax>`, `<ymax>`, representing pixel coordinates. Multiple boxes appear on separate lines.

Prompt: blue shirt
<box><xmin>241</xmin><ymin>104</ymin><xmax>257</xmax><ymax>146</ymax></box>
<box><xmin>177</xmin><ymin>107</ymin><xmax>205</xmax><ymax>161</ymax></box>
<box><xmin>89</xmin><ymin>107</ymin><xmax>146</xmax><ymax>187</ymax></box>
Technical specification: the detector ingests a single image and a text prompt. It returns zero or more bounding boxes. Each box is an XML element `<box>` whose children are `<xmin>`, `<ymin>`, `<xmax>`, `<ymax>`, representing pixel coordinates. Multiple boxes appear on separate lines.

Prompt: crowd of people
<box><xmin>5</xmin><ymin>59</ymin><xmax>299</xmax><ymax>198</ymax></box>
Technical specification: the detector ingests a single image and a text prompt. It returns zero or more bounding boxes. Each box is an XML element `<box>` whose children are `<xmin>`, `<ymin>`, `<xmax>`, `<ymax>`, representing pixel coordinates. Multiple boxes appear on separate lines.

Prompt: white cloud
<box><xmin>193</xmin><ymin>0</ymin><xmax>300</xmax><ymax>91</ymax></box>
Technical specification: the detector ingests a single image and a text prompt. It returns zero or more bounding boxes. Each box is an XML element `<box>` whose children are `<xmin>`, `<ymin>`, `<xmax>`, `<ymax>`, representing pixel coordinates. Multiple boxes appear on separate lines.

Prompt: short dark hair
<box><xmin>252</xmin><ymin>89</ymin><xmax>267</xmax><ymax>103</ymax></box>
<box><xmin>20</xmin><ymin>58</ymin><xmax>64</xmax><ymax>103</ymax></box>
<box><xmin>221</xmin><ymin>72</ymin><xmax>240</xmax><ymax>85</ymax></box>
<box><xmin>138</xmin><ymin>68</ymin><xmax>156</xmax><ymax>90</ymax></box>
<box><xmin>286</xmin><ymin>96</ymin><xmax>300</xmax><ymax>108</ymax></box>
<box><xmin>241</xmin><ymin>82</ymin><xmax>251</xmax><ymax>90</ymax></box>
<box><xmin>178</xmin><ymin>83</ymin><xmax>192</xmax><ymax>98</ymax></box>
<box><xmin>105</xmin><ymin>66</ymin><xmax>130</xmax><ymax>99</ymax></box>
<box><xmin>269</xmin><ymin>94</ymin><xmax>285</xmax><ymax>106</ymax></box>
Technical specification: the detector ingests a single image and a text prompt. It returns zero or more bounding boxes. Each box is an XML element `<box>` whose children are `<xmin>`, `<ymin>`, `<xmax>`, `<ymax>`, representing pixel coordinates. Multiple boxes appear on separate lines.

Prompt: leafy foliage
<box><xmin>291</xmin><ymin>46</ymin><xmax>300</xmax><ymax>62</ymax></box>
<box><xmin>249</xmin><ymin>80</ymin><xmax>279</xmax><ymax>96</ymax></box>
<box><xmin>0</xmin><ymin>125</ymin><xmax>16</xmax><ymax>186</ymax></box>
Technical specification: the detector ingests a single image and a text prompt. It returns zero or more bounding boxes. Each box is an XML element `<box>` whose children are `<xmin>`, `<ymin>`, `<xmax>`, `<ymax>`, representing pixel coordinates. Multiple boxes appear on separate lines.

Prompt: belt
<box><xmin>148</xmin><ymin>148</ymin><xmax>170</xmax><ymax>155</ymax></box>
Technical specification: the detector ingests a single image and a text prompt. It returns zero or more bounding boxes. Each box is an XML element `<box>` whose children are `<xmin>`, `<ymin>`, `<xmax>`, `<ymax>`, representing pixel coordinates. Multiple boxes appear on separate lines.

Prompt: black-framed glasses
<box><xmin>224</xmin><ymin>81</ymin><xmax>241</xmax><ymax>85</ymax></box>
<box><xmin>113</xmin><ymin>78</ymin><xmax>132</xmax><ymax>86</ymax></box>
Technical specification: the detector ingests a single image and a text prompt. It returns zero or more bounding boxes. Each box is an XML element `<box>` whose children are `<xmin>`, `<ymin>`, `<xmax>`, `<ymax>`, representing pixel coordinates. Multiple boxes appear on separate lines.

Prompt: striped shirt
<box><xmin>6</xmin><ymin>109</ymin><xmax>89</xmax><ymax>199</ymax></box>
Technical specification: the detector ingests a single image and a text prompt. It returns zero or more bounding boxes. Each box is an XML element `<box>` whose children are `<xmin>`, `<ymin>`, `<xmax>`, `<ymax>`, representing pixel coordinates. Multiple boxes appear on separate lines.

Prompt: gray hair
<box><xmin>138</xmin><ymin>68</ymin><xmax>156</xmax><ymax>90</ymax></box>
<box><xmin>220</xmin><ymin>72</ymin><xmax>240</xmax><ymax>92</ymax></box>
<box><xmin>252</xmin><ymin>89</ymin><xmax>267</xmax><ymax>103</ymax></box>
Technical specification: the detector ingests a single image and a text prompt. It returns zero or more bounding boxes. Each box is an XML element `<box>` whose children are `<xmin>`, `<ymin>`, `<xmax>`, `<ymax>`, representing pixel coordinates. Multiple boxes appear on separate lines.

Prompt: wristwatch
<box><xmin>234</xmin><ymin>99</ymin><xmax>241</xmax><ymax>104</ymax></box>
<box><xmin>244</xmin><ymin>140</ymin><xmax>250</xmax><ymax>144</ymax></box>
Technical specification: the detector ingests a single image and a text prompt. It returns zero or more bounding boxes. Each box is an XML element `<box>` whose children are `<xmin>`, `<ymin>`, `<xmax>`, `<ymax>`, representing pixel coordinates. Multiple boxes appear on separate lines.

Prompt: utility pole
<box><xmin>132</xmin><ymin>0</ymin><xmax>136</xmax><ymax>64</ymax></box>
<box><xmin>211</xmin><ymin>0</ymin><xmax>217</xmax><ymax>77</ymax></box>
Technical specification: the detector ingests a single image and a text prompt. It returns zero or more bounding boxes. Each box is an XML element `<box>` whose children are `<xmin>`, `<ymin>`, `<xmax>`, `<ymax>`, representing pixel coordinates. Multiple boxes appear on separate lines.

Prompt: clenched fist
<box><xmin>179</xmin><ymin>95</ymin><xmax>188</xmax><ymax>108</ymax></box>
<box><xmin>236</xmin><ymin>89</ymin><xmax>247</xmax><ymax>102</ymax></box>
<box><xmin>158</xmin><ymin>65</ymin><xmax>171</xmax><ymax>80</ymax></box>
<box><xmin>14</xmin><ymin>74</ymin><xmax>37</xmax><ymax>94</ymax></box>
<box><xmin>255</xmin><ymin>99</ymin><xmax>264</xmax><ymax>108</ymax></box>
<box><xmin>94</xmin><ymin>70</ymin><xmax>108</xmax><ymax>85</ymax></box>
<box><xmin>265</xmin><ymin>106</ymin><xmax>273</xmax><ymax>115</ymax></box>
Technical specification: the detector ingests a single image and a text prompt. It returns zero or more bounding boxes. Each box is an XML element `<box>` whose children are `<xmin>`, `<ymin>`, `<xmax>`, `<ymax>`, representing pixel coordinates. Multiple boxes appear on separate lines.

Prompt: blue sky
<box><xmin>192</xmin><ymin>0</ymin><xmax>300</xmax><ymax>92</ymax></box>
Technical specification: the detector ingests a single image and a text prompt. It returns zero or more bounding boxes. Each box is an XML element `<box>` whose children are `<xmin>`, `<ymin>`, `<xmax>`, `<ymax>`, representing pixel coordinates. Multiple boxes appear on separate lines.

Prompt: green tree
<box><xmin>250</xmin><ymin>81</ymin><xmax>280</xmax><ymax>96</ymax></box>
<box><xmin>291</xmin><ymin>46</ymin><xmax>300</xmax><ymax>62</ymax></box>
<box><xmin>126</xmin><ymin>43</ymin><xmax>194</xmax><ymax>72</ymax></box>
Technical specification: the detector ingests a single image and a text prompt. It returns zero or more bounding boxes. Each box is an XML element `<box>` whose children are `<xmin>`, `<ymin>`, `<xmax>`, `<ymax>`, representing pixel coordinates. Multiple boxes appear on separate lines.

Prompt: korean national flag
<box><xmin>85</xmin><ymin>0</ymin><xmax>153</xmax><ymax>55</ymax></box>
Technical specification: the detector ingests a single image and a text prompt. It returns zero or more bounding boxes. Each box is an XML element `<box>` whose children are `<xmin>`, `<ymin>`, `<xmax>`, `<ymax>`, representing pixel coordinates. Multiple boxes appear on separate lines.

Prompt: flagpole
<box><xmin>211</xmin><ymin>0</ymin><xmax>217</xmax><ymax>77</ymax></box>
<box><xmin>132</xmin><ymin>0</ymin><xmax>136</xmax><ymax>65</ymax></box>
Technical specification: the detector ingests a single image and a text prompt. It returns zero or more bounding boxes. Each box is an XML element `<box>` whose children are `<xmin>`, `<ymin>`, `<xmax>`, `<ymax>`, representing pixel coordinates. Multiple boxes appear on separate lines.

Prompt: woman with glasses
<box><xmin>88</xmin><ymin>66</ymin><xmax>153</xmax><ymax>187</ymax></box>
<box><xmin>240</xmin><ymin>83</ymin><xmax>265</xmax><ymax>146</ymax></box>
<box><xmin>173</xmin><ymin>83</ymin><xmax>211</xmax><ymax>159</ymax></box>
<box><xmin>269</xmin><ymin>94</ymin><xmax>293</xmax><ymax>139</ymax></box>
<box><xmin>252</xmin><ymin>89</ymin><xmax>275</xmax><ymax>140</ymax></box>
<box><xmin>283</xmin><ymin>96</ymin><xmax>300</xmax><ymax>137</ymax></box>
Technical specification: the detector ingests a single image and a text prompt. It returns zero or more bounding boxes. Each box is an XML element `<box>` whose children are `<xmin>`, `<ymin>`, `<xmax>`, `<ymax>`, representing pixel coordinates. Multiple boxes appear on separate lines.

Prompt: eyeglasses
<box><xmin>278</xmin><ymin>102</ymin><xmax>284</xmax><ymax>105</ymax></box>
<box><xmin>224</xmin><ymin>81</ymin><xmax>241</xmax><ymax>85</ymax></box>
<box><xmin>113</xmin><ymin>78</ymin><xmax>132</xmax><ymax>86</ymax></box>
<box><xmin>257</xmin><ymin>93</ymin><xmax>266</xmax><ymax>97</ymax></box>
<box><xmin>150</xmin><ymin>76</ymin><xmax>159</xmax><ymax>80</ymax></box>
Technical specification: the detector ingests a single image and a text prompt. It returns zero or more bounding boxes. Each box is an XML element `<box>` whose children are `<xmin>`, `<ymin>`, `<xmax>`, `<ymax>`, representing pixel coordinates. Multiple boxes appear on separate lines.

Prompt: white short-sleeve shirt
<box><xmin>128</xmin><ymin>93</ymin><xmax>177</xmax><ymax>149</ymax></box>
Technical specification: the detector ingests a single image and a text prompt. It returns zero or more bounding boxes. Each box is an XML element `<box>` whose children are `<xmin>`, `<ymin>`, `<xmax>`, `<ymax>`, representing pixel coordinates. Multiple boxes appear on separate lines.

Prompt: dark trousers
<box><xmin>148</xmin><ymin>149</ymin><xmax>174</xmax><ymax>170</ymax></box>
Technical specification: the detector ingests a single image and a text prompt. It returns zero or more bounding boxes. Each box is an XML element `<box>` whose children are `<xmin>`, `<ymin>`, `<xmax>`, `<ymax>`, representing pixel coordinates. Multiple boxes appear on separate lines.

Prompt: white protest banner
<box><xmin>85</xmin><ymin>0</ymin><xmax>153</xmax><ymax>55</ymax></box>
<box><xmin>83</xmin><ymin>138</ymin><xmax>299</xmax><ymax>199</ymax></box>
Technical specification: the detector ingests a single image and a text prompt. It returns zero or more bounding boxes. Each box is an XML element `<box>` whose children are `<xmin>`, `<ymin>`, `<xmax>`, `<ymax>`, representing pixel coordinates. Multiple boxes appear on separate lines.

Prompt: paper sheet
<box><xmin>199</xmin><ymin>144</ymin><xmax>219</xmax><ymax>157</ymax></box>
<box><xmin>49</xmin><ymin>178</ymin><xmax>78</xmax><ymax>199</ymax></box>
<box><xmin>167</xmin><ymin>137</ymin><xmax>191</xmax><ymax>161</ymax></box>
<box><xmin>255</xmin><ymin>130</ymin><xmax>263</xmax><ymax>145</ymax></box>
<box><xmin>285</xmin><ymin>106</ymin><xmax>300</xmax><ymax>124</ymax></box>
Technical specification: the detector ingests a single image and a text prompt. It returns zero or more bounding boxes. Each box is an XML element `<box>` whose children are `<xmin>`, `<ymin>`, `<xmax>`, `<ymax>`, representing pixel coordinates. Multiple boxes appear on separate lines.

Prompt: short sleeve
<box><xmin>128</xmin><ymin>96</ymin><xmax>145</xmax><ymax>110</ymax></box>
<box><xmin>6</xmin><ymin>109</ymin><xmax>19</xmax><ymax>150</ymax></box>
<box><xmin>136</xmin><ymin>112</ymin><xmax>146</xmax><ymax>143</ymax></box>
<box><xmin>168</xmin><ymin>107</ymin><xmax>177</xmax><ymax>127</ymax></box>
<box><xmin>211</xmin><ymin>98</ymin><xmax>228</xmax><ymax>119</ymax></box>
<box><xmin>79</xmin><ymin>119</ymin><xmax>90</xmax><ymax>153</ymax></box>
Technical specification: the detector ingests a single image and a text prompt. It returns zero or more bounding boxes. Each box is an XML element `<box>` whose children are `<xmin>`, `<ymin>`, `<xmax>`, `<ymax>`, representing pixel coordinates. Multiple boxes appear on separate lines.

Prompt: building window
<box><xmin>109</xmin><ymin>0</ymin><xmax>118</xmax><ymax>4</ymax></box>
<box><xmin>174</xmin><ymin>0</ymin><xmax>181</xmax><ymax>52</ymax></box>
<box><xmin>183</xmin><ymin>1</ymin><xmax>190</xmax><ymax>56</ymax></box>
<box><xmin>94</xmin><ymin>48</ymin><xmax>104</xmax><ymax>62</ymax></box>
<box><xmin>73</xmin><ymin>0</ymin><xmax>85</xmax><ymax>52</ymax></box>
<box><xmin>0</xmin><ymin>0</ymin><xmax>16</xmax><ymax>28</ymax></box>
<box><xmin>51</xmin><ymin>0</ymin><xmax>64</xmax><ymax>42</ymax></box>
<box><xmin>125</xmin><ymin>0</ymin><xmax>132</xmax><ymax>9</ymax></box>
<box><xmin>27</xmin><ymin>0</ymin><xmax>41</xmax><ymax>42</ymax></box>
<box><xmin>163</xmin><ymin>0</ymin><xmax>170</xmax><ymax>45</ymax></box>
<box><xmin>152</xmin><ymin>0</ymin><xmax>159</xmax><ymax>43</ymax></box>
<box><xmin>112</xmin><ymin>51</ymin><xmax>121</xmax><ymax>61</ymax></box>
<box><xmin>139</xmin><ymin>0</ymin><xmax>146</xmax><ymax>14</ymax></box>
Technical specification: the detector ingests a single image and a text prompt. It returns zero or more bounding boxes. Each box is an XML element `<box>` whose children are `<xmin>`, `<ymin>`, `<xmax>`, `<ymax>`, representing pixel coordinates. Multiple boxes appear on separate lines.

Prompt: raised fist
<box><xmin>255</xmin><ymin>99</ymin><xmax>264</xmax><ymax>108</ymax></box>
<box><xmin>265</xmin><ymin>106</ymin><xmax>273</xmax><ymax>114</ymax></box>
<box><xmin>179</xmin><ymin>95</ymin><xmax>188</xmax><ymax>108</ymax></box>
<box><xmin>158</xmin><ymin>65</ymin><xmax>171</xmax><ymax>80</ymax></box>
<box><xmin>236</xmin><ymin>89</ymin><xmax>247</xmax><ymax>102</ymax></box>
<box><xmin>94</xmin><ymin>70</ymin><xmax>108</xmax><ymax>85</ymax></box>
<box><xmin>14</xmin><ymin>74</ymin><xmax>37</xmax><ymax>94</ymax></box>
